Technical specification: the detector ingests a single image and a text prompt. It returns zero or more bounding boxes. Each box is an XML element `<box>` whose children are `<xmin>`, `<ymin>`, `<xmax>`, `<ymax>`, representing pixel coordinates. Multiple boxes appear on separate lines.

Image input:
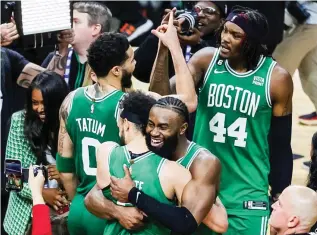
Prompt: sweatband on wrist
<box><xmin>128</xmin><ymin>187</ymin><xmax>139</xmax><ymax>205</ymax></box>
<box><xmin>128</xmin><ymin>187</ymin><xmax>198</xmax><ymax>234</ymax></box>
<box><xmin>56</xmin><ymin>153</ymin><xmax>75</xmax><ymax>173</ymax></box>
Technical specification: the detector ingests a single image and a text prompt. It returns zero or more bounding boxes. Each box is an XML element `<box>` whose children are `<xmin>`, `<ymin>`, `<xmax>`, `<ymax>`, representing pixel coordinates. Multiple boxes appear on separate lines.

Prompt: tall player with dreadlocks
<box><xmin>150</xmin><ymin>6</ymin><xmax>293</xmax><ymax>235</ymax></box>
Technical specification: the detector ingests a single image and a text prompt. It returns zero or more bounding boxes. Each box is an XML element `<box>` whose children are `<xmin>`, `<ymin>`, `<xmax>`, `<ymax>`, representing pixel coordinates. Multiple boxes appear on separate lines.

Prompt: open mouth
<box><xmin>151</xmin><ymin>137</ymin><xmax>164</xmax><ymax>148</ymax></box>
<box><xmin>220</xmin><ymin>44</ymin><xmax>230</xmax><ymax>53</ymax></box>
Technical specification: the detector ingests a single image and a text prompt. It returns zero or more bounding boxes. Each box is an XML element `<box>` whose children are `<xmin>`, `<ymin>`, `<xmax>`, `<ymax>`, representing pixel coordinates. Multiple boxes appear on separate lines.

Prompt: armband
<box><xmin>56</xmin><ymin>153</ymin><xmax>75</xmax><ymax>173</ymax></box>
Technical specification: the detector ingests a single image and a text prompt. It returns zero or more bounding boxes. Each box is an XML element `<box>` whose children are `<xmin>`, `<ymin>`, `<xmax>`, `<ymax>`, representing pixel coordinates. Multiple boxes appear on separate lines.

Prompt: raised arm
<box><xmin>148</xmin><ymin>41</ymin><xmax>170</xmax><ymax>95</ymax></box>
<box><xmin>46</xmin><ymin>30</ymin><xmax>74</xmax><ymax>76</ymax></box>
<box><xmin>269</xmin><ymin>65</ymin><xmax>293</xmax><ymax>200</ymax></box>
<box><xmin>151</xmin><ymin>12</ymin><xmax>197</xmax><ymax>113</ymax></box>
<box><xmin>56</xmin><ymin>91</ymin><xmax>76</xmax><ymax>200</ymax></box>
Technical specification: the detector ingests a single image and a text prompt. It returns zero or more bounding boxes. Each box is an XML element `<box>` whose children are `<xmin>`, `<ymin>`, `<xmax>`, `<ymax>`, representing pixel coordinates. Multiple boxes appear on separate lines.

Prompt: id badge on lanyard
<box><xmin>185</xmin><ymin>45</ymin><xmax>192</xmax><ymax>63</ymax></box>
<box><xmin>63</xmin><ymin>47</ymin><xmax>73</xmax><ymax>85</ymax></box>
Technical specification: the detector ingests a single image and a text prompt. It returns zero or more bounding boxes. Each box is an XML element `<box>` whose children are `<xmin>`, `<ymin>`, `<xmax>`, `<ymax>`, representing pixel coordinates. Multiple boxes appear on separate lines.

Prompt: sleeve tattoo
<box><xmin>48</xmin><ymin>53</ymin><xmax>67</xmax><ymax>71</ymax></box>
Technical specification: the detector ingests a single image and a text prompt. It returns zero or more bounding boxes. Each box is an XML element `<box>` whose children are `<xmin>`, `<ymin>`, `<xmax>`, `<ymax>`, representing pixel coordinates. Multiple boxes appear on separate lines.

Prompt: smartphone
<box><xmin>4</xmin><ymin>159</ymin><xmax>23</xmax><ymax>192</ymax></box>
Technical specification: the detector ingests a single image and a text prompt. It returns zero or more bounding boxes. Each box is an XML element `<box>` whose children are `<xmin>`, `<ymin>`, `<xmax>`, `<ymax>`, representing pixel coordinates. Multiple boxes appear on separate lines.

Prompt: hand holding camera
<box><xmin>28</xmin><ymin>165</ymin><xmax>45</xmax><ymax>205</ymax></box>
<box><xmin>161</xmin><ymin>7</ymin><xmax>201</xmax><ymax>46</ymax></box>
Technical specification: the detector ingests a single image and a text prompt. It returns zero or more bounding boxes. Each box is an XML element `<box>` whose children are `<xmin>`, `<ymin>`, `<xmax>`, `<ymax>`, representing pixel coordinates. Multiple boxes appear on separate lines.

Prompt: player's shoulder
<box><xmin>270</xmin><ymin>62</ymin><xmax>293</xmax><ymax>96</ymax></box>
<box><xmin>271</xmin><ymin>62</ymin><xmax>292</xmax><ymax>85</ymax></box>
<box><xmin>98</xmin><ymin>141</ymin><xmax>120</xmax><ymax>153</ymax></box>
<box><xmin>189</xmin><ymin>46</ymin><xmax>218</xmax><ymax>72</ymax></box>
<box><xmin>191</xmin><ymin>146</ymin><xmax>221</xmax><ymax>173</ymax></box>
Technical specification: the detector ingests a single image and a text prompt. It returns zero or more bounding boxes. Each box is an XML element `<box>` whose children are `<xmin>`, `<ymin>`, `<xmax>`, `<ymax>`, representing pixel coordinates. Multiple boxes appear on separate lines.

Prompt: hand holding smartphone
<box><xmin>4</xmin><ymin>159</ymin><xmax>22</xmax><ymax>192</ymax></box>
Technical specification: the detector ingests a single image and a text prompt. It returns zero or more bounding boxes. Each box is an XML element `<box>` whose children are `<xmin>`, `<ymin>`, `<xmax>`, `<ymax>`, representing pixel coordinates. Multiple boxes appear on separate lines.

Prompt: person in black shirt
<box><xmin>1</xmin><ymin>47</ymin><xmax>45</xmax><ymax>235</ymax></box>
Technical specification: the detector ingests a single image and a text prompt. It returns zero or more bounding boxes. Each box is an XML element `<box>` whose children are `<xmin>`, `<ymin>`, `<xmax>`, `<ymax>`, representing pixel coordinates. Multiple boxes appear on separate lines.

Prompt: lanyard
<box><xmin>64</xmin><ymin>47</ymin><xmax>73</xmax><ymax>85</ymax></box>
<box><xmin>185</xmin><ymin>45</ymin><xmax>192</xmax><ymax>63</ymax></box>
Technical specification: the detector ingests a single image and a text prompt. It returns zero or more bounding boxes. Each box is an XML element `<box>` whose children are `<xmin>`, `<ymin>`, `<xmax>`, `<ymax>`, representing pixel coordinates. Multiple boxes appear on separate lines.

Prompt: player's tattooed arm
<box><xmin>270</xmin><ymin>65</ymin><xmax>293</xmax><ymax>117</ymax></box>
<box><xmin>16</xmin><ymin>63</ymin><xmax>45</xmax><ymax>88</ymax></box>
<box><xmin>58</xmin><ymin>91</ymin><xmax>76</xmax><ymax>200</ymax></box>
<box><xmin>59</xmin><ymin>91</ymin><xmax>76</xmax><ymax>124</ymax></box>
<box><xmin>149</xmin><ymin>41</ymin><xmax>170</xmax><ymax>95</ymax></box>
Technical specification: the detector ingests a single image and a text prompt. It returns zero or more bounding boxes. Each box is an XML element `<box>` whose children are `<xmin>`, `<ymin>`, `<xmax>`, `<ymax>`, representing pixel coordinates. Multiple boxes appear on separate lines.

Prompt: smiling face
<box><xmin>145</xmin><ymin>107</ymin><xmax>187</xmax><ymax>159</ymax></box>
<box><xmin>219</xmin><ymin>21</ymin><xmax>246</xmax><ymax>59</ymax></box>
<box><xmin>31</xmin><ymin>89</ymin><xmax>45</xmax><ymax>122</ymax></box>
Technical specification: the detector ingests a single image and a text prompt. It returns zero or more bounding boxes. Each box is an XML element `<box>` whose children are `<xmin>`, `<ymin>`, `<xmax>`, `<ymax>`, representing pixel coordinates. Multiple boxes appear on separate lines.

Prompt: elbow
<box><xmin>187</xmin><ymin>95</ymin><xmax>198</xmax><ymax>113</ymax></box>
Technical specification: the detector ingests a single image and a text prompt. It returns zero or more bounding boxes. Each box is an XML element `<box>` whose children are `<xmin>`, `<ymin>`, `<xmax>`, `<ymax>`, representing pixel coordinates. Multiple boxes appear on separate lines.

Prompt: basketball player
<box><xmin>56</xmin><ymin>32</ymin><xmax>134</xmax><ymax>235</ymax></box>
<box><xmin>58</xmin><ymin>16</ymin><xmax>197</xmax><ymax>234</ymax></box>
<box><xmin>97</xmin><ymin>91</ymin><xmax>192</xmax><ymax>235</ymax></box>
<box><xmin>110</xmin><ymin>96</ymin><xmax>228</xmax><ymax>235</ymax></box>
<box><xmin>150</xmin><ymin>7</ymin><xmax>293</xmax><ymax>235</ymax></box>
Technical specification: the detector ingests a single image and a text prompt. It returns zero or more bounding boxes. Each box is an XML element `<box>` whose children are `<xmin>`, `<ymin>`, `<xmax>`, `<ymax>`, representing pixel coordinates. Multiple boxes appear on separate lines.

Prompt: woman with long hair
<box><xmin>3</xmin><ymin>71</ymin><xmax>69</xmax><ymax>235</ymax></box>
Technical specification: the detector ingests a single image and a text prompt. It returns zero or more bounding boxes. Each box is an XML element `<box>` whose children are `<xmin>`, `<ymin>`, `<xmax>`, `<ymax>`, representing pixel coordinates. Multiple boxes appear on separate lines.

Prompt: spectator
<box><xmin>3</xmin><ymin>71</ymin><xmax>69</xmax><ymax>235</ymax></box>
<box><xmin>1</xmin><ymin>44</ymin><xmax>45</xmax><ymax>234</ymax></box>
<box><xmin>104</xmin><ymin>1</ymin><xmax>154</xmax><ymax>43</ymax></box>
<box><xmin>273</xmin><ymin>1</ymin><xmax>317</xmax><ymax>125</ymax></box>
<box><xmin>42</xmin><ymin>1</ymin><xmax>112</xmax><ymax>91</ymax></box>
<box><xmin>28</xmin><ymin>165</ymin><xmax>52</xmax><ymax>235</ymax></box>
<box><xmin>269</xmin><ymin>185</ymin><xmax>317</xmax><ymax>235</ymax></box>
<box><xmin>133</xmin><ymin>1</ymin><xmax>228</xmax><ymax>83</ymax></box>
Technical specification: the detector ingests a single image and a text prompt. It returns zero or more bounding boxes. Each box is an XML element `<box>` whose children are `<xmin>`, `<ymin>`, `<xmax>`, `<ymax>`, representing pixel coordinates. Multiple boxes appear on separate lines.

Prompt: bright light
<box><xmin>21</xmin><ymin>0</ymin><xmax>71</xmax><ymax>35</ymax></box>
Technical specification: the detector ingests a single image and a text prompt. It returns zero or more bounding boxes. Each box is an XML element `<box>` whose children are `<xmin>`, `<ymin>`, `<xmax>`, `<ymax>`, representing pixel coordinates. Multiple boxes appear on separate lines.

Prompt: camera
<box><xmin>33</xmin><ymin>165</ymin><xmax>49</xmax><ymax>188</ymax></box>
<box><xmin>175</xmin><ymin>9</ymin><xmax>199</xmax><ymax>35</ymax></box>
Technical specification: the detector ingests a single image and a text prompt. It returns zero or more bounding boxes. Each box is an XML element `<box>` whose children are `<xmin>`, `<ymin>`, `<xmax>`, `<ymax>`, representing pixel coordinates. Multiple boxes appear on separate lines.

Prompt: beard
<box><xmin>145</xmin><ymin>133</ymin><xmax>178</xmax><ymax>160</ymax></box>
<box><xmin>121</xmin><ymin>69</ymin><xmax>133</xmax><ymax>89</ymax></box>
<box><xmin>119</xmin><ymin>129</ymin><xmax>126</xmax><ymax>146</ymax></box>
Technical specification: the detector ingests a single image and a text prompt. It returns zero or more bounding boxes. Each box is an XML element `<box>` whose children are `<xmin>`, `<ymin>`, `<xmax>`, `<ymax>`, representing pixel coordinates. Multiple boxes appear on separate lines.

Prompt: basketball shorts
<box><xmin>223</xmin><ymin>214</ymin><xmax>269</xmax><ymax>235</ymax></box>
<box><xmin>67</xmin><ymin>193</ymin><xmax>107</xmax><ymax>235</ymax></box>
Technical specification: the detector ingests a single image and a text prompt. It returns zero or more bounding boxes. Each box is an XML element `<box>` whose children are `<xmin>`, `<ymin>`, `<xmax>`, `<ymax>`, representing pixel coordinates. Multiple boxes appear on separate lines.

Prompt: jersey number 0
<box><xmin>82</xmin><ymin>137</ymin><xmax>101</xmax><ymax>176</ymax></box>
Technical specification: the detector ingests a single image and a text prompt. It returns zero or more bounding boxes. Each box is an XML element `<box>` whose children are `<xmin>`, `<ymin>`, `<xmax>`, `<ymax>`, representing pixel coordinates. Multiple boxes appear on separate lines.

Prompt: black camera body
<box><xmin>175</xmin><ymin>9</ymin><xmax>199</xmax><ymax>35</ymax></box>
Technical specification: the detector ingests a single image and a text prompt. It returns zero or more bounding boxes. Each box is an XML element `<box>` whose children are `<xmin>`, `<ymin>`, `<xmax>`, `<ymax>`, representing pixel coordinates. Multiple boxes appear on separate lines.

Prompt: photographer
<box><xmin>133</xmin><ymin>1</ymin><xmax>228</xmax><ymax>84</ymax></box>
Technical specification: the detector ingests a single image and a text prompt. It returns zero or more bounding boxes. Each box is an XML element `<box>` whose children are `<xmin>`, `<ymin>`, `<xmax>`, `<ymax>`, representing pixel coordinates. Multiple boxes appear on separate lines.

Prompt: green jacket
<box><xmin>4</xmin><ymin>111</ymin><xmax>37</xmax><ymax>235</ymax></box>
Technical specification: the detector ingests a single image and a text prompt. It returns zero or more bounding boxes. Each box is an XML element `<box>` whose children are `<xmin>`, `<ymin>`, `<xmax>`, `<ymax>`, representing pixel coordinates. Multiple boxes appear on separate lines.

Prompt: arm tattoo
<box><xmin>149</xmin><ymin>47</ymin><xmax>170</xmax><ymax>95</ymax></box>
<box><xmin>17</xmin><ymin>78</ymin><xmax>31</xmax><ymax>88</ymax></box>
<box><xmin>58</xmin><ymin>126</ymin><xmax>67</xmax><ymax>155</ymax></box>
<box><xmin>59</xmin><ymin>91</ymin><xmax>75</xmax><ymax>123</ymax></box>
<box><xmin>48</xmin><ymin>54</ymin><xmax>67</xmax><ymax>71</ymax></box>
